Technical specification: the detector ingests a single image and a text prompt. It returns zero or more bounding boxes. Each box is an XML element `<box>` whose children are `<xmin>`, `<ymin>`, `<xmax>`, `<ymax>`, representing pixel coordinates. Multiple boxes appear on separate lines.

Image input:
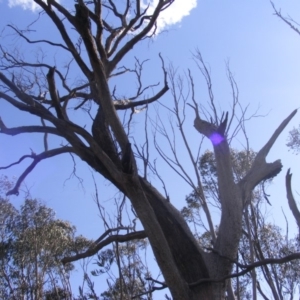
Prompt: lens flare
<box><xmin>210</xmin><ymin>133</ymin><xmax>224</xmax><ymax>145</ymax></box>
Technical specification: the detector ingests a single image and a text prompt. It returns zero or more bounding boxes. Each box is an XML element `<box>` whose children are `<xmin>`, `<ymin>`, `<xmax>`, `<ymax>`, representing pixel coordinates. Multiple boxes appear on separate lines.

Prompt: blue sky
<box><xmin>1</xmin><ymin>0</ymin><xmax>300</xmax><ymax>298</ymax></box>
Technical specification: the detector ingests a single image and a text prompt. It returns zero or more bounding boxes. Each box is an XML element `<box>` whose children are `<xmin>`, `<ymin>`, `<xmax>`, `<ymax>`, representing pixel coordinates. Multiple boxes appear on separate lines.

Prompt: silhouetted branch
<box><xmin>190</xmin><ymin>252</ymin><xmax>300</xmax><ymax>287</ymax></box>
<box><xmin>113</xmin><ymin>53</ymin><xmax>168</xmax><ymax>110</ymax></box>
<box><xmin>0</xmin><ymin>121</ymin><xmax>61</xmax><ymax>136</ymax></box>
<box><xmin>47</xmin><ymin>66</ymin><xmax>66</xmax><ymax>119</ymax></box>
<box><xmin>7</xmin><ymin>24</ymin><xmax>70</xmax><ymax>51</ymax></box>
<box><xmin>3</xmin><ymin>147</ymin><xmax>75</xmax><ymax>196</ymax></box>
<box><xmin>107</xmin><ymin>0</ymin><xmax>174</xmax><ymax>74</ymax></box>
<box><xmin>62</xmin><ymin>230</ymin><xmax>147</xmax><ymax>264</ymax></box>
<box><xmin>271</xmin><ymin>2</ymin><xmax>300</xmax><ymax>36</ymax></box>
<box><xmin>34</xmin><ymin>0</ymin><xmax>92</xmax><ymax>79</ymax></box>
<box><xmin>132</xmin><ymin>277</ymin><xmax>168</xmax><ymax>299</ymax></box>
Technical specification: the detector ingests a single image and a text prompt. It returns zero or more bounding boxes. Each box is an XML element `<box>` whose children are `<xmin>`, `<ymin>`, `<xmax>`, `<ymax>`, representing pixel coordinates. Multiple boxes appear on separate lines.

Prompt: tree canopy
<box><xmin>0</xmin><ymin>195</ymin><xmax>90</xmax><ymax>300</ymax></box>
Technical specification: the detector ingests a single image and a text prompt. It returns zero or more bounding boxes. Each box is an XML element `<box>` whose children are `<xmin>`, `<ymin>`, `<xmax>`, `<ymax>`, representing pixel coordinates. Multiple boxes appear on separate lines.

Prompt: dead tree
<box><xmin>0</xmin><ymin>1</ymin><xmax>299</xmax><ymax>299</ymax></box>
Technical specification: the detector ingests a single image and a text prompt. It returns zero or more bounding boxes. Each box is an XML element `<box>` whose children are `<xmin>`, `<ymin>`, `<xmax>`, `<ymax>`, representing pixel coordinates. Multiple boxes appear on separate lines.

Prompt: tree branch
<box><xmin>132</xmin><ymin>277</ymin><xmax>168</xmax><ymax>299</ymax></box>
<box><xmin>0</xmin><ymin>73</ymin><xmax>53</xmax><ymax>119</ymax></box>
<box><xmin>286</xmin><ymin>168</ymin><xmax>300</xmax><ymax>230</ymax></box>
<box><xmin>61</xmin><ymin>230</ymin><xmax>147</xmax><ymax>264</ymax></box>
<box><xmin>113</xmin><ymin>86</ymin><xmax>168</xmax><ymax>110</ymax></box>
<box><xmin>46</xmin><ymin>66</ymin><xmax>67</xmax><ymax>119</ymax></box>
<box><xmin>239</xmin><ymin>109</ymin><xmax>297</xmax><ymax>205</ymax></box>
<box><xmin>33</xmin><ymin>0</ymin><xmax>92</xmax><ymax>79</ymax></box>
<box><xmin>7</xmin><ymin>24</ymin><xmax>70</xmax><ymax>52</ymax></box>
<box><xmin>107</xmin><ymin>0</ymin><xmax>174</xmax><ymax>74</ymax></box>
<box><xmin>271</xmin><ymin>2</ymin><xmax>300</xmax><ymax>36</ymax></box>
<box><xmin>3</xmin><ymin>147</ymin><xmax>75</xmax><ymax>196</ymax></box>
<box><xmin>190</xmin><ymin>252</ymin><xmax>300</xmax><ymax>287</ymax></box>
<box><xmin>114</xmin><ymin>53</ymin><xmax>168</xmax><ymax>110</ymax></box>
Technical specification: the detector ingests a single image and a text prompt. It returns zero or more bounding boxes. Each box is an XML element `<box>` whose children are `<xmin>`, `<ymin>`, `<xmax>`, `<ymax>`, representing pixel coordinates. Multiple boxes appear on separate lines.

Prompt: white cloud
<box><xmin>6</xmin><ymin>0</ymin><xmax>197</xmax><ymax>32</ymax></box>
<box><xmin>141</xmin><ymin>0</ymin><xmax>197</xmax><ymax>33</ymax></box>
<box><xmin>8</xmin><ymin>0</ymin><xmax>41</xmax><ymax>11</ymax></box>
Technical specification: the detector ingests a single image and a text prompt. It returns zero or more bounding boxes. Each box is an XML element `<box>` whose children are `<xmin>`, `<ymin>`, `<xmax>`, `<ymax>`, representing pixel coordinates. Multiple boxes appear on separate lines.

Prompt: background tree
<box><xmin>0</xmin><ymin>193</ymin><xmax>91</xmax><ymax>300</ymax></box>
<box><xmin>272</xmin><ymin>1</ymin><xmax>300</xmax><ymax>156</ymax></box>
<box><xmin>95</xmin><ymin>240</ymin><xmax>153</xmax><ymax>300</ymax></box>
<box><xmin>1</xmin><ymin>1</ymin><xmax>300</xmax><ymax>299</ymax></box>
<box><xmin>271</xmin><ymin>0</ymin><xmax>300</xmax><ymax>250</ymax></box>
<box><xmin>181</xmin><ymin>148</ymin><xmax>300</xmax><ymax>299</ymax></box>
<box><xmin>77</xmin><ymin>192</ymin><xmax>154</xmax><ymax>300</ymax></box>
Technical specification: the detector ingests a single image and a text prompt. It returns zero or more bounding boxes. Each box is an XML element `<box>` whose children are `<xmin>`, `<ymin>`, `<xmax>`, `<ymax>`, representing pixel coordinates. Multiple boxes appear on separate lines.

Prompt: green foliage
<box><xmin>0</xmin><ymin>175</ymin><xmax>14</xmax><ymax>197</ymax></box>
<box><xmin>181</xmin><ymin>148</ymin><xmax>300</xmax><ymax>299</ymax></box>
<box><xmin>181</xmin><ymin>148</ymin><xmax>257</xmax><ymax>221</ymax></box>
<box><xmin>200</xmin><ymin>148</ymin><xmax>256</xmax><ymax>185</ymax></box>
<box><xmin>44</xmin><ymin>287</ymin><xmax>70</xmax><ymax>300</ymax></box>
<box><xmin>238</xmin><ymin>223</ymin><xmax>300</xmax><ymax>298</ymax></box>
<box><xmin>0</xmin><ymin>197</ymin><xmax>91</xmax><ymax>300</ymax></box>
<box><xmin>287</xmin><ymin>126</ymin><xmax>300</xmax><ymax>153</ymax></box>
<box><xmin>90</xmin><ymin>240</ymin><xmax>153</xmax><ymax>300</ymax></box>
<box><xmin>91</xmin><ymin>249</ymin><xmax>114</xmax><ymax>276</ymax></box>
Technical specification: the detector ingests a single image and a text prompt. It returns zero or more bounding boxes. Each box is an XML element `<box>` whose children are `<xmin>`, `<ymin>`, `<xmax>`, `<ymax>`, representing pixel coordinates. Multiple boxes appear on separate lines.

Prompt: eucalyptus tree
<box><xmin>0</xmin><ymin>1</ymin><xmax>299</xmax><ymax>299</ymax></box>
<box><xmin>182</xmin><ymin>149</ymin><xmax>300</xmax><ymax>299</ymax></box>
<box><xmin>0</xmin><ymin>198</ymin><xmax>90</xmax><ymax>300</ymax></box>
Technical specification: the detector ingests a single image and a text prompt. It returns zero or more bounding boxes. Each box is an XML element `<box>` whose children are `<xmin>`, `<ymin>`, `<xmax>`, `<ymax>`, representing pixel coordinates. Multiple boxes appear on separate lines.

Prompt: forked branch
<box><xmin>2</xmin><ymin>147</ymin><xmax>75</xmax><ymax>196</ymax></box>
<box><xmin>271</xmin><ymin>2</ymin><xmax>300</xmax><ymax>36</ymax></box>
<box><xmin>113</xmin><ymin>54</ymin><xmax>168</xmax><ymax>110</ymax></box>
<box><xmin>239</xmin><ymin>109</ymin><xmax>297</xmax><ymax>205</ymax></box>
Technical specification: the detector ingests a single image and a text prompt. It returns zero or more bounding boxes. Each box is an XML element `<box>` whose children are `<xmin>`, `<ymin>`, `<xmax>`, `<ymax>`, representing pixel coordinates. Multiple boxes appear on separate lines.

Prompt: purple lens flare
<box><xmin>209</xmin><ymin>132</ymin><xmax>224</xmax><ymax>145</ymax></box>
